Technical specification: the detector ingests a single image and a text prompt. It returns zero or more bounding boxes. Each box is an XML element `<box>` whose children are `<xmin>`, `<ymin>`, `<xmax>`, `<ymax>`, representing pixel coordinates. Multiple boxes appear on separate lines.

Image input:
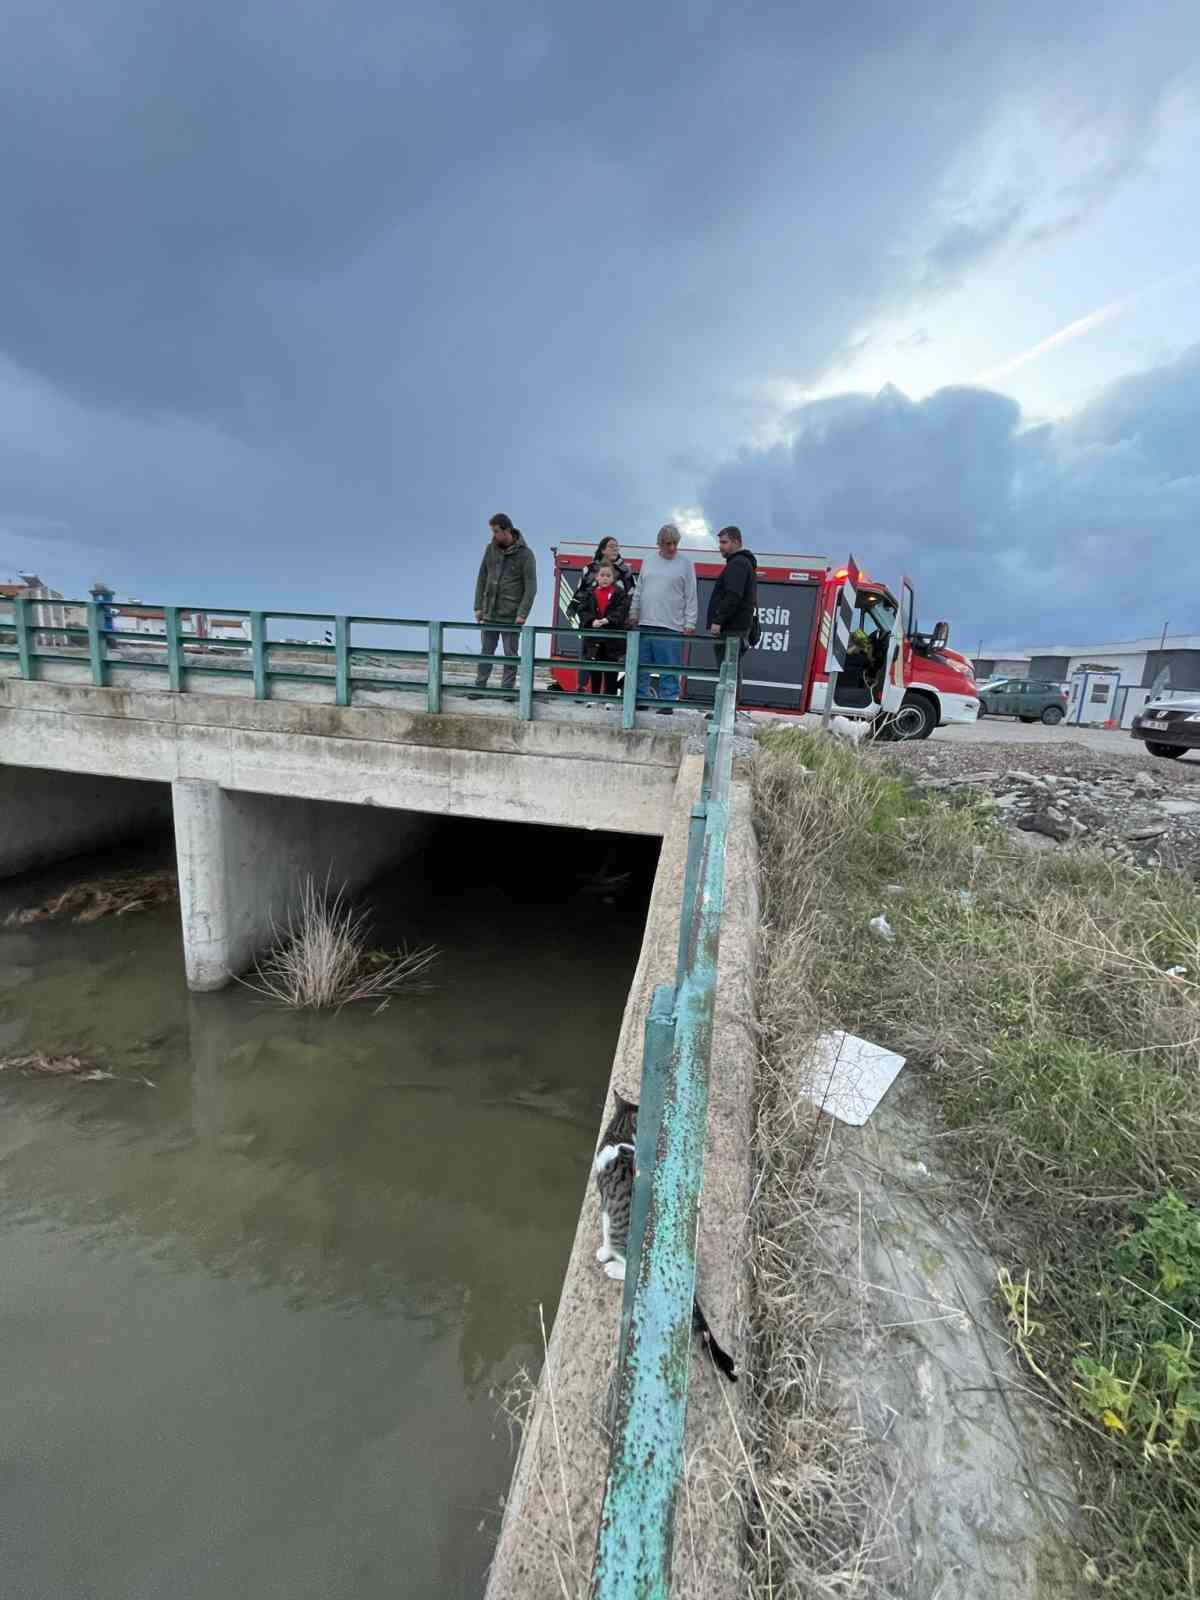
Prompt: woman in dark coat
<box><xmin>569</xmin><ymin>538</ymin><xmax>636</xmax><ymax>618</ymax></box>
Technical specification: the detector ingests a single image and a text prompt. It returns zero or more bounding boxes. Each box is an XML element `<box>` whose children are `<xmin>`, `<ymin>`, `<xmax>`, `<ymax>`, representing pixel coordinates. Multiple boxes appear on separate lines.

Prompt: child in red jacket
<box><xmin>575</xmin><ymin>561</ymin><xmax>632</xmax><ymax>696</ymax></box>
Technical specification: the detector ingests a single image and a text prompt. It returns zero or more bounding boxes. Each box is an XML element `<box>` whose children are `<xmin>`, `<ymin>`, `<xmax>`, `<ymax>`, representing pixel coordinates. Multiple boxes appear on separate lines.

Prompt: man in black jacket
<box><xmin>706</xmin><ymin>525</ymin><xmax>757</xmax><ymax>704</ymax></box>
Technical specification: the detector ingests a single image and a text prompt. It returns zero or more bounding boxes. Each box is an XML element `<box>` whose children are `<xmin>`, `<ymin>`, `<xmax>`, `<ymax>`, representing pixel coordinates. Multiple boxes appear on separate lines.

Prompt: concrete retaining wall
<box><xmin>0</xmin><ymin>765</ymin><xmax>172</xmax><ymax>878</ymax></box>
<box><xmin>172</xmin><ymin>781</ymin><xmax>433</xmax><ymax>990</ymax></box>
<box><xmin>486</xmin><ymin>754</ymin><xmax>759</xmax><ymax>1600</ymax></box>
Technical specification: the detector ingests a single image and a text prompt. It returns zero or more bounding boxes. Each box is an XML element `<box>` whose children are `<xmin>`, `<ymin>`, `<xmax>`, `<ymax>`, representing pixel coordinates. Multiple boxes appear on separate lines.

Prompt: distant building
<box><xmin>977</xmin><ymin>633</ymin><xmax>1200</xmax><ymax>727</ymax></box>
<box><xmin>978</xmin><ymin>634</ymin><xmax>1200</xmax><ymax>693</ymax></box>
<box><xmin>1020</xmin><ymin>633</ymin><xmax>1200</xmax><ymax>697</ymax></box>
<box><xmin>973</xmin><ymin>652</ymin><xmax>1031</xmax><ymax>680</ymax></box>
<box><xmin>115</xmin><ymin>606</ymin><xmax>248</xmax><ymax>643</ymax></box>
<box><xmin>0</xmin><ymin>573</ymin><xmax>71</xmax><ymax>644</ymax></box>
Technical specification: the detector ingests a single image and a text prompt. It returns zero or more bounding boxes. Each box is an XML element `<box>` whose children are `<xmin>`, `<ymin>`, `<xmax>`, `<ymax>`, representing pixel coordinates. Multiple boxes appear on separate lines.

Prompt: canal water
<box><xmin>0</xmin><ymin>816</ymin><xmax>657</xmax><ymax>1600</ymax></box>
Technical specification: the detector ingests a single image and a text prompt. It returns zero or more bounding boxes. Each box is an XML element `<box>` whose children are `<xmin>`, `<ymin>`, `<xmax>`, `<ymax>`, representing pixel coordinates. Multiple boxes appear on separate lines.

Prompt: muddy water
<box><xmin>0</xmin><ymin>818</ymin><xmax>657</xmax><ymax>1600</ymax></box>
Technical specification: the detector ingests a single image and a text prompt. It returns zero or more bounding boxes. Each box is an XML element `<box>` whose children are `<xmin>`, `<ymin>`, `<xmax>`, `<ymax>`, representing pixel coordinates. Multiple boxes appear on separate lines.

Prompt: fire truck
<box><xmin>550</xmin><ymin>542</ymin><xmax>979</xmax><ymax>739</ymax></box>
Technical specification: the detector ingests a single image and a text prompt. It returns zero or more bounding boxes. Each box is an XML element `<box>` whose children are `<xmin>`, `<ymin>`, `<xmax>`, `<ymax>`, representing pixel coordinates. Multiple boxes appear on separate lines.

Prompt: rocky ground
<box><xmin>873</xmin><ymin>738</ymin><xmax>1200</xmax><ymax>875</ymax></box>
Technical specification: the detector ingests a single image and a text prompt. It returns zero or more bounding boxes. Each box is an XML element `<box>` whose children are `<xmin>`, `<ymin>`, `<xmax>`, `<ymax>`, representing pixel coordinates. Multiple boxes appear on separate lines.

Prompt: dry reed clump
<box><xmin>4</xmin><ymin>868</ymin><xmax>178</xmax><ymax>926</ymax></box>
<box><xmin>0</xmin><ymin>1052</ymin><xmax>156</xmax><ymax>1086</ymax></box>
<box><xmin>241</xmin><ymin>876</ymin><xmax>439</xmax><ymax>1010</ymax></box>
<box><xmin>751</xmin><ymin>728</ymin><xmax>1200</xmax><ymax>1600</ymax></box>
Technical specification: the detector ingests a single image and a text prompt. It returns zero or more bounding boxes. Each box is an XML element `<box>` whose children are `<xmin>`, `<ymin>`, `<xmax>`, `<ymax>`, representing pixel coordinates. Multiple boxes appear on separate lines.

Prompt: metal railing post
<box><xmin>617</xmin><ymin>984</ymin><xmax>676</xmax><ymax>1374</ymax></box>
<box><xmin>621</xmin><ymin>630</ymin><xmax>641</xmax><ymax>730</ymax></box>
<box><xmin>164</xmin><ymin>605</ymin><xmax>182</xmax><ymax>691</ymax></box>
<box><xmin>426</xmin><ymin>621</ymin><xmax>443</xmax><ymax>713</ymax></box>
<box><xmin>87</xmin><ymin>600</ymin><xmax>107</xmax><ymax>687</ymax></box>
<box><xmin>590</xmin><ymin>970</ymin><xmax>722</xmax><ymax>1598</ymax></box>
<box><xmin>674</xmin><ymin>804</ymin><xmax>708</xmax><ymax>991</ymax></box>
<box><xmin>14</xmin><ymin>597</ymin><xmax>33</xmax><ymax>680</ymax></box>
<box><xmin>335</xmin><ymin>616</ymin><xmax>350</xmax><ymax>707</ymax></box>
<box><xmin>518</xmin><ymin>626</ymin><xmax>535</xmax><ymax>720</ymax></box>
<box><xmin>592</xmin><ymin>624</ymin><xmax>739</xmax><ymax>1600</ymax></box>
<box><xmin>250</xmin><ymin>612</ymin><xmax>267</xmax><ymax>699</ymax></box>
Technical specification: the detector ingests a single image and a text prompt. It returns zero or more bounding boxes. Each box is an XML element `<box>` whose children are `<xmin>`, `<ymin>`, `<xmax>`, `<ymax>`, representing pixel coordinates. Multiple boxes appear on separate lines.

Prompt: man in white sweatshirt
<box><xmin>629</xmin><ymin>523</ymin><xmax>698</xmax><ymax>714</ymax></box>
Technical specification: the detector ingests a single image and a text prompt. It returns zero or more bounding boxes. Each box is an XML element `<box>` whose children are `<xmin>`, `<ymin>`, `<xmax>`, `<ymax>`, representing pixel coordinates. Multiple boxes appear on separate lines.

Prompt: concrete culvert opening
<box><xmin>0</xmin><ymin>765</ymin><xmax>173</xmax><ymax>881</ymax></box>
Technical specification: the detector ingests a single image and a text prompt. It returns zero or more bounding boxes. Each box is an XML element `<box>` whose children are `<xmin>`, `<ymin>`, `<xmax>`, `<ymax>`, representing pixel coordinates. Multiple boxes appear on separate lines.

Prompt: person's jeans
<box><xmin>476</xmin><ymin>626</ymin><xmax>520</xmax><ymax>690</ymax></box>
<box><xmin>637</xmin><ymin>631</ymin><xmax>684</xmax><ymax>701</ymax></box>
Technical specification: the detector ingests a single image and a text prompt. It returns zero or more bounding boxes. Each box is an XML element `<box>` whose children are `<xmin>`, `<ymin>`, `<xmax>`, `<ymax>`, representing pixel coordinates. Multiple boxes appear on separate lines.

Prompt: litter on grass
<box><xmin>805</xmin><ymin>1030</ymin><xmax>907</xmax><ymax>1126</ymax></box>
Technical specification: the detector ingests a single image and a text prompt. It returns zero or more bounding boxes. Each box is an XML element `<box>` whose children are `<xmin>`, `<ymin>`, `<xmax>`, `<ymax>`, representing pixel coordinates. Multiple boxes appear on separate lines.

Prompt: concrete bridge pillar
<box><xmin>171</xmin><ymin>779</ymin><xmax>430</xmax><ymax>992</ymax></box>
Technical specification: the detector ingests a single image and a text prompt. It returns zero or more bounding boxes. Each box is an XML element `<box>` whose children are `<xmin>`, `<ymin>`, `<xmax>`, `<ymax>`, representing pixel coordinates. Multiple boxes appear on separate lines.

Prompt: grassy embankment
<box><xmin>746</xmin><ymin>728</ymin><xmax>1200</xmax><ymax>1599</ymax></box>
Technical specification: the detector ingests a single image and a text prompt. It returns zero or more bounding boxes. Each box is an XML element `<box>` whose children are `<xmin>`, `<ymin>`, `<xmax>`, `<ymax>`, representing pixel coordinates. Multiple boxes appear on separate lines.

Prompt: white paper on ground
<box><xmin>806</xmin><ymin>1030</ymin><xmax>907</xmax><ymax>1126</ymax></box>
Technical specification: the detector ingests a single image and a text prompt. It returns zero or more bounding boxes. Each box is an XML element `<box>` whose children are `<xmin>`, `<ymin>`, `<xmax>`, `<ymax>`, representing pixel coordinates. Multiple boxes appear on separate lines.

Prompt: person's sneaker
<box><xmin>467</xmin><ymin>692</ymin><xmax>485</xmax><ymax>700</ymax></box>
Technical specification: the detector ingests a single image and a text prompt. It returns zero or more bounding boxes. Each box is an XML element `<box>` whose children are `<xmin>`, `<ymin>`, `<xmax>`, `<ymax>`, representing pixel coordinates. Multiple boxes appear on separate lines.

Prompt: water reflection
<box><xmin>0</xmin><ymin>818</ymin><xmax>656</xmax><ymax>1599</ymax></box>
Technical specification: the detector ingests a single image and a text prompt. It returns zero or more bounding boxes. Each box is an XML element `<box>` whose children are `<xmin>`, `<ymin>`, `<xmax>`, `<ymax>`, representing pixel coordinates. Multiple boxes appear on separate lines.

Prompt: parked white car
<box><xmin>1129</xmin><ymin>694</ymin><xmax>1200</xmax><ymax>759</ymax></box>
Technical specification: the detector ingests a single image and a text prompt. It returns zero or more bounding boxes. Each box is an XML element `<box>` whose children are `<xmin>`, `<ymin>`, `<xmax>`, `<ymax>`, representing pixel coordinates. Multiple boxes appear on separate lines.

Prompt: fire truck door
<box><xmin>878</xmin><ymin>578</ymin><xmax>912</xmax><ymax>714</ymax></box>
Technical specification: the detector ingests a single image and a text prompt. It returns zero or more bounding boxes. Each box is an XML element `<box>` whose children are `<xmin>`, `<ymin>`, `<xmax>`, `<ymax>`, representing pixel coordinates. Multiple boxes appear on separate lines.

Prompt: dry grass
<box><xmin>749</xmin><ymin>728</ymin><xmax>1200</xmax><ymax>1600</ymax></box>
<box><xmin>4</xmin><ymin>868</ymin><xmax>178</xmax><ymax>926</ymax></box>
<box><xmin>730</xmin><ymin>731</ymin><xmax>905</xmax><ymax>1599</ymax></box>
<box><xmin>241</xmin><ymin>875</ymin><xmax>439</xmax><ymax>1010</ymax></box>
<box><xmin>0</xmin><ymin>1051</ymin><xmax>156</xmax><ymax>1086</ymax></box>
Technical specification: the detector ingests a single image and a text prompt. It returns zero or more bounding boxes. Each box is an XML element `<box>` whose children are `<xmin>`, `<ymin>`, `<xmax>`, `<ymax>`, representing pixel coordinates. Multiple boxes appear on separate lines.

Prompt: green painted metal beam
<box><xmin>335</xmin><ymin>616</ymin><xmax>350</xmax><ymax>707</ymax></box>
<box><xmin>518</xmin><ymin>627</ymin><xmax>535</xmax><ymax>720</ymax></box>
<box><xmin>426</xmin><ymin>621</ymin><xmax>443</xmax><ymax>714</ymax></box>
<box><xmin>14</xmin><ymin>597</ymin><xmax>33</xmax><ymax>680</ymax></box>
<box><xmin>621</xmin><ymin>629</ymin><xmax>641</xmax><ymax>730</ymax></box>
<box><xmin>87</xmin><ymin>602</ymin><xmax>107</xmax><ymax>688</ymax></box>
<box><xmin>590</xmin><ymin>644</ymin><xmax>739</xmax><ymax>1600</ymax></box>
<box><xmin>617</xmin><ymin>983</ymin><xmax>676</xmax><ymax>1376</ymax></box>
<box><xmin>250</xmin><ymin>612</ymin><xmax>267</xmax><ymax>699</ymax></box>
<box><xmin>674</xmin><ymin>804</ymin><xmax>708</xmax><ymax>993</ymax></box>
<box><xmin>164</xmin><ymin>606</ymin><xmax>183</xmax><ymax>691</ymax></box>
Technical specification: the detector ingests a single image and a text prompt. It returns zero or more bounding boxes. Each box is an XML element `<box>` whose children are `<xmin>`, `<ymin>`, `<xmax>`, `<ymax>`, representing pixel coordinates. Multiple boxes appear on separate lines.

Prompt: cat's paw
<box><xmin>603</xmin><ymin>1260</ymin><xmax>626</xmax><ymax>1282</ymax></box>
<box><xmin>596</xmin><ymin>1245</ymin><xmax>613</xmax><ymax>1264</ymax></box>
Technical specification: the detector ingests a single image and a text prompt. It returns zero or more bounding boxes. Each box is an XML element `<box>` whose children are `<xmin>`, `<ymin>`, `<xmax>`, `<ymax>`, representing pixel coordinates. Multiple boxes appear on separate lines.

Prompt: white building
<box><xmin>1</xmin><ymin>574</ymin><xmax>67</xmax><ymax>628</ymax></box>
<box><xmin>116</xmin><ymin>605</ymin><xmax>248</xmax><ymax>642</ymax></box>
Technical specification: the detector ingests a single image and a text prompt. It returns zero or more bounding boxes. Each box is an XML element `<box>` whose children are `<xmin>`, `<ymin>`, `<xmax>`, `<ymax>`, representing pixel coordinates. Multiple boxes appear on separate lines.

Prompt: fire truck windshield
<box><xmin>857</xmin><ymin>592</ymin><xmax>897</xmax><ymax>636</ymax></box>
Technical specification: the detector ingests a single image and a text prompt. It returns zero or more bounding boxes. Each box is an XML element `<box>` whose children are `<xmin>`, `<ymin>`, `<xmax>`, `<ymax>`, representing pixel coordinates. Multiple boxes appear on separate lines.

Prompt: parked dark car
<box><xmin>977</xmin><ymin>677</ymin><xmax>1068</xmax><ymax>725</ymax></box>
<box><xmin>1129</xmin><ymin>695</ymin><xmax>1200</xmax><ymax>759</ymax></box>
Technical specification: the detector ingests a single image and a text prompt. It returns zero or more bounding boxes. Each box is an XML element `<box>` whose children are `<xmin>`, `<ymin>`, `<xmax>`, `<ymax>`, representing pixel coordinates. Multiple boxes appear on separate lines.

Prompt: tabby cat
<box><xmin>592</xmin><ymin>1092</ymin><xmax>737</xmax><ymax>1382</ymax></box>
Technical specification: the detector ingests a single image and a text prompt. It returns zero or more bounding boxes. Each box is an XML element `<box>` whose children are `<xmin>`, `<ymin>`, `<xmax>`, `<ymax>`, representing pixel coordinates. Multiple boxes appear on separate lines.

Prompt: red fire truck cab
<box><xmin>550</xmin><ymin>542</ymin><xmax>978</xmax><ymax>739</ymax></box>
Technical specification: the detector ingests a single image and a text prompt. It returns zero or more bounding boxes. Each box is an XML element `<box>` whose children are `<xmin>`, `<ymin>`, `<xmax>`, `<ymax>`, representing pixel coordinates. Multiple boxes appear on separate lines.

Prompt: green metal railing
<box><xmin>590</xmin><ymin>638</ymin><xmax>740</xmax><ymax>1599</ymax></box>
<box><xmin>0</xmin><ymin>597</ymin><xmax>729</xmax><ymax>729</ymax></box>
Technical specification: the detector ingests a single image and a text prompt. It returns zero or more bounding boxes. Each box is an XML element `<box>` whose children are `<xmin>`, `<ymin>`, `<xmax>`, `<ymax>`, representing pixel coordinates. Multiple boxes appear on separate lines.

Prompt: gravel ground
<box><xmin>870</xmin><ymin>735</ymin><xmax>1200</xmax><ymax>875</ymax></box>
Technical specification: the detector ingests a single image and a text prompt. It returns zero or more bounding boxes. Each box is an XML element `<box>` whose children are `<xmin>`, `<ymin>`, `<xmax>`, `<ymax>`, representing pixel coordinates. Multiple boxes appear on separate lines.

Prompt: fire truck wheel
<box><xmin>889</xmin><ymin>692</ymin><xmax>937</xmax><ymax>741</ymax></box>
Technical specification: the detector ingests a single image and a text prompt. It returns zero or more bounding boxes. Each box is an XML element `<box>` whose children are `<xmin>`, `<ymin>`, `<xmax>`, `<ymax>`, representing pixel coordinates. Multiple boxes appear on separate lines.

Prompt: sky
<box><xmin>1</xmin><ymin>0</ymin><xmax>1197</xmax><ymax>653</ymax></box>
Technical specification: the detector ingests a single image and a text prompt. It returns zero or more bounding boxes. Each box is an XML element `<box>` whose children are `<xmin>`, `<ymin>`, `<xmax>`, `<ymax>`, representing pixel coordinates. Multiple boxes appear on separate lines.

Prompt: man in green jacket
<box><xmin>472</xmin><ymin>513</ymin><xmax>537</xmax><ymax>694</ymax></box>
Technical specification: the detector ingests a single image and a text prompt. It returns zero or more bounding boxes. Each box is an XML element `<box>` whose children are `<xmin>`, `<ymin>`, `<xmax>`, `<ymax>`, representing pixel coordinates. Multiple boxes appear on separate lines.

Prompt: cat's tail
<box><xmin>692</xmin><ymin>1295</ymin><xmax>737</xmax><ymax>1383</ymax></box>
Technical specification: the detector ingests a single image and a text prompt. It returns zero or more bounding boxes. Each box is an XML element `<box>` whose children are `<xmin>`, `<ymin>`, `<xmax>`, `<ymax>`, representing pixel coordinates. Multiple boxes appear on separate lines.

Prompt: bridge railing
<box><xmin>589</xmin><ymin>637</ymin><xmax>740</xmax><ymax>1598</ymax></box>
<box><xmin>0</xmin><ymin>597</ymin><xmax>728</xmax><ymax>730</ymax></box>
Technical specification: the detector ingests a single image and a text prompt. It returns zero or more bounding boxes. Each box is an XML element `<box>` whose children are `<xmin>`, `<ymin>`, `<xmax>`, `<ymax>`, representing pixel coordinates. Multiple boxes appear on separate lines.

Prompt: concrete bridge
<box><xmin>0</xmin><ymin>674</ymin><xmax>689</xmax><ymax>989</ymax></box>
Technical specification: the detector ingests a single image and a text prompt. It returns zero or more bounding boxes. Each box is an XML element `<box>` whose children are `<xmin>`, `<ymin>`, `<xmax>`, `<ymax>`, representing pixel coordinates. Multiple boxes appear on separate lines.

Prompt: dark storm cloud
<box><xmin>700</xmin><ymin>345</ymin><xmax>1200</xmax><ymax>648</ymax></box>
<box><xmin>0</xmin><ymin>0</ymin><xmax>1192</xmax><ymax>619</ymax></box>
